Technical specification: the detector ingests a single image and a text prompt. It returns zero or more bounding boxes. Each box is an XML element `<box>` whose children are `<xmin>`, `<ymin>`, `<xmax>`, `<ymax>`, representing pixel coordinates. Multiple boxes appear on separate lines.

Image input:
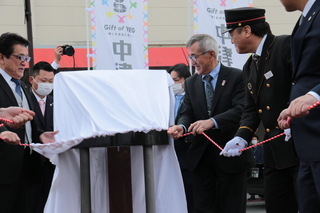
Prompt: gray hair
<box><xmin>186</xmin><ymin>34</ymin><xmax>219</xmax><ymax>58</ymax></box>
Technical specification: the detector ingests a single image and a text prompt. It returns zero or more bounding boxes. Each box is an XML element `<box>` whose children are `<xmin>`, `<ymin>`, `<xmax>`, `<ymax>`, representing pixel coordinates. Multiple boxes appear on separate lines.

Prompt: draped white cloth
<box><xmin>31</xmin><ymin>70</ymin><xmax>187</xmax><ymax>213</ymax></box>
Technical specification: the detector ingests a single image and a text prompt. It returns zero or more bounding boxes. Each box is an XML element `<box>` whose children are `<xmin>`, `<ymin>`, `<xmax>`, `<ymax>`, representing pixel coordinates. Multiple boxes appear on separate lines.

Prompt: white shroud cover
<box><xmin>31</xmin><ymin>70</ymin><xmax>187</xmax><ymax>213</ymax></box>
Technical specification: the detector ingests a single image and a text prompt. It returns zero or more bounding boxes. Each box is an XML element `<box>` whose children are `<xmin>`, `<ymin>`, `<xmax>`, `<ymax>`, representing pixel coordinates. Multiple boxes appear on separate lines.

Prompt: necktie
<box><xmin>204</xmin><ymin>75</ymin><xmax>214</xmax><ymax>116</ymax></box>
<box><xmin>252</xmin><ymin>54</ymin><xmax>260</xmax><ymax>70</ymax></box>
<box><xmin>251</xmin><ymin>54</ymin><xmax>260</xmax><ymax>80</ymax></box>
<box><xmin>11</xmin><ymin>78</ymin><xmax>22</xmax><ymax>98</ymax></box>
<box><xmin>39</xmin><ymin>100</ymin><xmax>45</xmax><ymax>116</ymax></box>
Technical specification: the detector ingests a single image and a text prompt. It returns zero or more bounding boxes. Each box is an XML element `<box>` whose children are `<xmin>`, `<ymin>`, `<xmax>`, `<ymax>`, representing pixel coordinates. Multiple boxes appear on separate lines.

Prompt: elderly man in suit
<box><xmin>168</xmin><ymin>34</ymin><xmax>254</xmax><ymax>213</ymax></box>
<box><xmin>220</xmin><ymin>7</ymin><xmax>299</xmax><ymax>213</ymax></box>
<box><xmin>277</xmin><ymin>0</ymin><xmax>320</xmax><ymax>212</ymax></box>
<box><xmin>0</xmin><ymin>32</ymin><xmax>57</xmax><ymax>213</ymax></box>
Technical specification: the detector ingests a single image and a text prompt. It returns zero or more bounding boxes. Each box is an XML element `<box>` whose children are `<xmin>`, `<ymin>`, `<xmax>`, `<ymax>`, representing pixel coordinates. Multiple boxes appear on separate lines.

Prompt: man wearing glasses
<box><xmin>168</xmin><ymin>34</ymin><xmax>254</xmax><ymax>213</ymax></box>
<box><xmin>0</xmin><ymin>32</ymin><xmax>57</xmax><ymax>213</ymax></box>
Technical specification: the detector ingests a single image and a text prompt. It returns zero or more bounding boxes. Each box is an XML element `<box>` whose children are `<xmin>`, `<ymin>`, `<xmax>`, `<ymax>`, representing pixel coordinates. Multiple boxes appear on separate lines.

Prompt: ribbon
<box><xmin>0</xmin><ymin>117</ymin><xmax>14</xmax><ymax>124</ymax></box>
<box><xmin>239</xmin><ymin>132</ymin><xmax>286</xmax><ymax>152</ymax></box>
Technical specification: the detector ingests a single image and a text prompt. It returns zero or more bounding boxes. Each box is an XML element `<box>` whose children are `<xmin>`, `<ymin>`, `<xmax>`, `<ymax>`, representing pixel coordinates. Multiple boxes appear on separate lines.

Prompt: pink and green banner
<box><xmin>91</xmin><ymin>0</ymin><xmax>148</xmax><ymax>70</ymax></box>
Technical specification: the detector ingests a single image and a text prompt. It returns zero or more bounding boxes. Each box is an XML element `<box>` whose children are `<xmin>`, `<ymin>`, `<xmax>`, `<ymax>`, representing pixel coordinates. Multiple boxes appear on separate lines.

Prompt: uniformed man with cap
<box><xmin>220</xmin><ymin>7</ymin><xmax>299</xmax><ymax>213</ymax></box>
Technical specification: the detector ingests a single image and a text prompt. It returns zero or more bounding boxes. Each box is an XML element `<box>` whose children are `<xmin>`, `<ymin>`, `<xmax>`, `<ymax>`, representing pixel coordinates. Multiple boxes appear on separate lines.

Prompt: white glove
<box><xmin>220</xmin><ymin>136</ymin><xmax>247</xmax><ymax>157</ymax></box>
<box><xmin>284</xmin><ymin>128</ymin><xmax>291</xmax><ymax>141</ymax></box>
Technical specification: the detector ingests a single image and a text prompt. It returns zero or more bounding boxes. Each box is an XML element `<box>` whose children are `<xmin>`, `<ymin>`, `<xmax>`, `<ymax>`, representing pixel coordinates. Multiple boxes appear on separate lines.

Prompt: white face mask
<box><xmin>172</xmin><ymin>82</ymin><xmax>184</xmax><ymax>95</ymax></box>
<box><xmin>251</xmin><ymin>139</ymin><xmax>258</xmax><ymax>145</ymax></box>
<box><xmin>33</xmin><ymin>77</ymin><xmax>53</xmax><ymax>96</ymax></box>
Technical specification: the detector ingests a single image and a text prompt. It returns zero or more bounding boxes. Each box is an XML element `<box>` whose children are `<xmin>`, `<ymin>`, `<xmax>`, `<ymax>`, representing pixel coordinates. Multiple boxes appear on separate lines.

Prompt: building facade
<box><xmin>0</xmin><ymin>0</ymin><xmax>300</xmax><ymax>68</ymax></box>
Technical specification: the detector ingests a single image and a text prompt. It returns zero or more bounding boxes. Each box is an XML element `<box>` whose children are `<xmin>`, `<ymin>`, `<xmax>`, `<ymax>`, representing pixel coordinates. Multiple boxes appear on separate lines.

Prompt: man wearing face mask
<box><xmin>248</xmin><ymin>134</ymin><xmax>264</xmax><ymax>201</ymax></box>
<box><xmin>29</xmin><ymin>61</ymin><xmax>54</xmax><ymax>132</ymax></box>
<box><xmin>28</xmin><ymin>61</ymin><xmax>55</xmax><ymax>213</ymax></box>
<box><xmin>251</xmin><ymin>135</ymin><xmax>264</xmax><ymax>165</ymax></box>
<box><xmin>168</xmin><ymin>63</ymin><xmax>194</xmax><ymax>213</ymax></box>
<box><xmin>168</xmin><ymin>64</ymin><xmax>191</xmax><ymax>118</ymax></box>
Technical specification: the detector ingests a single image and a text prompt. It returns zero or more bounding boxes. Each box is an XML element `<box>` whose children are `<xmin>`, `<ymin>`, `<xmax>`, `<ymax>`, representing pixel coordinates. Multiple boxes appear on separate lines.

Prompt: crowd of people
<box><xmin>1</xmin><ymin>0</ymin><xmax>320</xmax><ymax>212</ymax></box>
<box><xmin>168</xmin><ymin>1</ymin><xmax>320</xmax><ymax>212</ymax></box>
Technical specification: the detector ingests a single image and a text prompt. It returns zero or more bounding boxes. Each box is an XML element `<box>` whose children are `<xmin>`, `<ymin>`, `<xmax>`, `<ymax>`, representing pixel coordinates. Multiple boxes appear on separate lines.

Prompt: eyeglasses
<box><xmin>11</xmin><ymin>54</ymin><xmax>31</xmax><ymax>62</ymax></box>
<box><xmin>187</xmin><ymin>51</ymin><xmax>209</xmax><ymax>61</ymax></box>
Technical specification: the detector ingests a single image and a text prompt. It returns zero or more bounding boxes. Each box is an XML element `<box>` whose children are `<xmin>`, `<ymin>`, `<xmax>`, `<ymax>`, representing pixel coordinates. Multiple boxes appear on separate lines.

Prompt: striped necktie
<box><xmin>204</xmin><ymin>75</ymin><xmax>214</xmax><ymax>116</ymax></box>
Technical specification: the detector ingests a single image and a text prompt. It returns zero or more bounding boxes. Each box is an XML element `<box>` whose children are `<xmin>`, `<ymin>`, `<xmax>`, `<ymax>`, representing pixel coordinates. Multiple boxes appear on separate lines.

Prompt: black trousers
<box><xmin>264</xmin><ymin>165</ymin><xmax>299</xmax><ymax>213</ymax></box>
<box><xmin>192</xmin><ymin>144</ymin><xmax>247</xmax><ymax>213</ymax></box>
<box><xmin>0</xmin><ymin>148</ymin><xmax>31</xmax><ymax>213</ymax></box>
<box><xmin>297</xmin><ymin>161</ymin><xmax>320</xmax><ymax>213</ymax></box>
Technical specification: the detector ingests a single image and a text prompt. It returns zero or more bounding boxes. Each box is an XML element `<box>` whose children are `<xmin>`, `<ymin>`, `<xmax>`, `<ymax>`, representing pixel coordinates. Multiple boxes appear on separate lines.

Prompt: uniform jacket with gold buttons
<box><xmin>236</xmin><ymin>34</ymin><xmax>299</xmax><ymax>169</ymax></box>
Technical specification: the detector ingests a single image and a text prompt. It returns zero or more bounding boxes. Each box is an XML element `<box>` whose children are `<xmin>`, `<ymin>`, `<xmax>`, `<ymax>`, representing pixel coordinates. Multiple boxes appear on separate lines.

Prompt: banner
<box><xmin>194</xmin><ymin>0</ymin><xmax>253</xmax><ymax>69</ymax></box>
<box><xmin>91</xmin><ymin>0</ymin><xmax>148</xmax><ymax>70</ymax></box>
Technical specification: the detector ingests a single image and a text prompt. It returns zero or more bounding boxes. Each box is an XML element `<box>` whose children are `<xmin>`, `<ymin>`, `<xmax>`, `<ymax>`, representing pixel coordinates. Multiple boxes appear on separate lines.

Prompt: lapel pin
<box><xmin>221</xmin><ymin>80</ymin><xmax>226</xmax><ymax>86</ymax></box>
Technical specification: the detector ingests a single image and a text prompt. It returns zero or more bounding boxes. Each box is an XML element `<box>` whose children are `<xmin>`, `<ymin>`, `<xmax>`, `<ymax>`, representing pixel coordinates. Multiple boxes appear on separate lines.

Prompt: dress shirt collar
<box><xmin>303</xmin><ymin>0</ymin><xmax>315</xmax><ymax>17</ymax></box>
<box><xmin>0</xmin><ymin>68</ymin><xmax>17</xmax><ymax>90</ymax></box>
<box><xmin>254</xmin><ymin>34</ymin><xmax>267</xmax><ymax>57</ymax></box>
<box><xmin>32</xmin><ymin>89</ymin><xmax>47</xmax><ymax>103</ymax></box>
<box><xmin>202</xmin><ymin>62</ymin><xmax>221</xmax><ymax>81</ymax></box>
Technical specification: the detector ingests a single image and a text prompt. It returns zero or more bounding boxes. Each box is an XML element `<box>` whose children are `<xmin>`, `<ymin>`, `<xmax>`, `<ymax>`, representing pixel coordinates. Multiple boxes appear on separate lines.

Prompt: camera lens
<box><xmin>62</xmin><ymin>45</ymin><xmax>75</xmax><ymax>56</ymax></box>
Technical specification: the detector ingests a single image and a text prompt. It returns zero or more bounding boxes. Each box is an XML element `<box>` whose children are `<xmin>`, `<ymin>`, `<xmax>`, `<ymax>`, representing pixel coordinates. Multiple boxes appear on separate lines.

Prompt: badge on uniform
<box><xmin>251</xmin><ymin>167</ymin><xmax>260</xmax><ymax>178</ymax></box>
<box><xmin>264</xmin><ymin>70</ymin><xmax>273</xmax><ymax>80</ymax></box>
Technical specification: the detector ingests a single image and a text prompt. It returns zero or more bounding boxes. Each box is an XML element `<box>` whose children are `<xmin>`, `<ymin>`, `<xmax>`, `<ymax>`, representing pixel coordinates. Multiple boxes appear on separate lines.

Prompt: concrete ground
<box><xmin>246</xmin><ymin>195</ymin><xmax>266</xmax><ymax>213</ymax></box>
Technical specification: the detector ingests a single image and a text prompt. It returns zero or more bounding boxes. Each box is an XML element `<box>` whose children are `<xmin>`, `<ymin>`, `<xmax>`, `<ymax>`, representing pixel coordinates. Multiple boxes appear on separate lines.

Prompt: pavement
<box><xmin>246</xmin><ymin>196</ymin><xmax>266</xmax><ymax>213</ymax></box>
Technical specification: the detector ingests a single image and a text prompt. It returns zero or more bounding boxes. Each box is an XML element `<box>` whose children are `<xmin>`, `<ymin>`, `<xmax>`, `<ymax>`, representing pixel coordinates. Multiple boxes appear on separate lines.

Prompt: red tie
<box><xmin>39</xmin><ymin>100</ymin><xmax>45</xmax><ymax>116</ymax></box>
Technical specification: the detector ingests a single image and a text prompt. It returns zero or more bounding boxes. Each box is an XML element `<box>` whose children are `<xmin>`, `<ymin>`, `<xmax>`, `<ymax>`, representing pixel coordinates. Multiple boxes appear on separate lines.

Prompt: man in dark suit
<box><xmin>0</xmin><ymin>32</ymin><xmax>57</xmax><ymax>213</ymax></box>
<box><xmin>29</xmin><ymin>61</ymin><xmax>54</xmax><ymax>132</ymax></box>
<box><xmin>221</xmin><ymin>7</ymin><xmax>299</xmax><ymax>213</ymax></box>
<box><xmin>168</xmin><ymin>34</ymin><xmax>254</xmax><ymax>213</ymax></box>
<box><xmin>28</xmin><ymin>61</ymin><xmax>55</xmax><ymax>213</ymax></box>
<box><xmin>277</xmin><ymin>0</ymin><xmax>320</xmax><ymax>212</ymax></box>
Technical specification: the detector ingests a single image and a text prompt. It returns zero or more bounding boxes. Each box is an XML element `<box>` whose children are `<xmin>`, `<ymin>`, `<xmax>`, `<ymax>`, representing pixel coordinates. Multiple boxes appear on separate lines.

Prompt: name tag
<box><xmin>264</xmin><ymin>70</ymin><xmax>273</xmax><ymax>80</ymax></box>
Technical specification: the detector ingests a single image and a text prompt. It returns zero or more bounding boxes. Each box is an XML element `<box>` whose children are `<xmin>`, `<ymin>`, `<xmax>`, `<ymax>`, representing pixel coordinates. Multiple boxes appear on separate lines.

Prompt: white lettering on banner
<box><xmin>91</xmin><ymin>0</ymin><xmax>148</xmax><ymax>70</ymax></box>
<box><xmin>195</xmin><ymin>0</ymin><xmax>254</xmax><ymax>69</ymax></box>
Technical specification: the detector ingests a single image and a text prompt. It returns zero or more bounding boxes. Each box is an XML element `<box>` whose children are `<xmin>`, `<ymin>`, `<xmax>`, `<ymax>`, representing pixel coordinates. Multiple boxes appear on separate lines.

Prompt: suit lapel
<box><xmin>45</xmin><ymin>95</ymin><xmax>54</xmax><ymax>130</ymax></box>
<box><xmin>211</xmin><ymin>64</ymin><xmax>228</xmax><ymax>111</ymax></box>
<box><xmin>255</xmin><ymin>34</ymin><xmax>275</xmax><ymax>96</ymax></box>
<box><xmin>194</xmin><ymin>74</ymin><xmax>208</xmax><ymax>116</ymax></box>
<box><xmin>21</xmin><ymin>82</ymin><xmax>35</xmax><ymax>111</ymax></box>
<box><xmin>292</xmin><ymin>2</ymin><xmax>320</xmax><ymax>78</ymax></box>
<box><xmin>30</xmin><ymin>92</ymin><xmax>46</xmax><ymax>128</ymax></box>
<box><xmin>0</xmin><ymin>74</ymin><xmax>18</xmax><ymax>106</ymax></box>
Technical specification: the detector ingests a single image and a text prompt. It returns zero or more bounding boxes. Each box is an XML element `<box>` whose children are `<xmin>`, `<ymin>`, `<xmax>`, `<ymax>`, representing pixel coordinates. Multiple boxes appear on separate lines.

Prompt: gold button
<box><xmin>266</xmin><ymin>128</ymin><xmax>270</xmax><ymax>132</ymax></box>
<box><xmin>276</xmin><ymin>126</ymin><xmax>279</xmax><ymax>129</ymax></box>
<box><xmin>266</xmin><ymin>106</ymin><xmax>270</xmax><ymax>110</ymax></box>
<box><xmin>266</xmin><ymin>84</ymin><xmax>270</xmax><ymax>87</ymax></box>
<box><xmin>250</xmin><ymin>91</ymin><xmax>254</xmax><ymax>94</ymax></box>
<box><xmin>259</xmin><ymin>109</ymin><xmax>262</xmax><ymax>113</ymax></box>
